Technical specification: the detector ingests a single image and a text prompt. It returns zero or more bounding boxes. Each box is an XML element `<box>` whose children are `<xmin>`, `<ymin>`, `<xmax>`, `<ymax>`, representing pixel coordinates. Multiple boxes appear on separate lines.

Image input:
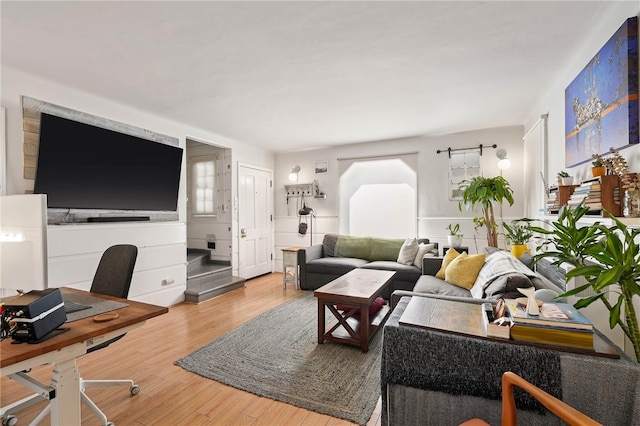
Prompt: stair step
<box><xmin>184</xmin><ymin>276</ymin><xmax>246</xmax><ymax>303</ymax></box>
<box><xmin>188</xmin><ymin>264</ymin><xmax>231</xmax><ymax>280</ymax></box>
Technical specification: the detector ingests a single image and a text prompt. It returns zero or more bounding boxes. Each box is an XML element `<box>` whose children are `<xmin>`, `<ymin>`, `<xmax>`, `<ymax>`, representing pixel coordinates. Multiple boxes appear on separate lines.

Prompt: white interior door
<box><xmin>238</xmin><ymin>164</ymin><xmax>272</xmax><ymax>279</ymax></box>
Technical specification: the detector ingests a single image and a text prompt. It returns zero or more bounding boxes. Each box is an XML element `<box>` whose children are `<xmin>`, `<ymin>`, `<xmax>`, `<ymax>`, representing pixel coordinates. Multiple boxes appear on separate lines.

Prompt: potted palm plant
<box><xmin>502</xmin><ymin>219</ymin><xmax>533</xmax><ymax>258</ymax></box>
<box><xmin>458</xmin><ymin>176</ymin><xmax>514</xmax><ymax>248</ymax></box>
<box><xmin>527</xmin><ymin>204</ymin><xmax>640</xmax><ymax>363</ymax></box>
<box><xmin>445</xmin><ymin>223</ymin><xmax>463</xmax><ymax>247</ymax></box>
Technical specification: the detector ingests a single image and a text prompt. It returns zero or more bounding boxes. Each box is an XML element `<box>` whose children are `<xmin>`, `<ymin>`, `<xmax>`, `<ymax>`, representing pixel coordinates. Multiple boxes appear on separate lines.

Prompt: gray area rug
<box><xmin>175</xmin><ymin>292</ymin><xmax>382</xmax><ymax>425</ymax></box>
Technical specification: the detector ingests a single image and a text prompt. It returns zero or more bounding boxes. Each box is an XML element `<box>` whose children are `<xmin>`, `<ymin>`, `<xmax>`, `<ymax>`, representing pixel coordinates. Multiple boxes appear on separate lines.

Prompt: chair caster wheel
<box><xmin>2</xmin><ymin>415</ymin><xmax>18</xmax><ymax>426</ymax></box>
<box><xmin>130</xmin><ymin>384</ymin><xmax>140</xmax><ymax>395</ymax></box>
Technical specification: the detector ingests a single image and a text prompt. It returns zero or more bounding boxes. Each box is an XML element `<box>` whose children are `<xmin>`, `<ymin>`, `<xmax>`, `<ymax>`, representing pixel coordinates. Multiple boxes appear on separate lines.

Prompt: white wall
<box><xmin>274</xmin><ymin>125</ymin><xmax>526</xmax><ymax>261</ymax></box>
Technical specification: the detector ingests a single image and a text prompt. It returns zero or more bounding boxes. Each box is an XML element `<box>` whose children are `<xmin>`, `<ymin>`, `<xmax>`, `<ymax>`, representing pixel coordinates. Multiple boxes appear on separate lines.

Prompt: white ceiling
<box><xmin>1</xmin><ymin>1</ymin><xmax>617</xmax><ymax>152</ymax></box>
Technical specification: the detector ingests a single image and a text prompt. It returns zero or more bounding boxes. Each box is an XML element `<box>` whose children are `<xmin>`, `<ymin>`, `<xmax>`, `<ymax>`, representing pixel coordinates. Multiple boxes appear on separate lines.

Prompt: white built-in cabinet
<box><xmin>47</xmin><ymin>222</ymin><xmax>187</xmax><ymax>307</ymax></box>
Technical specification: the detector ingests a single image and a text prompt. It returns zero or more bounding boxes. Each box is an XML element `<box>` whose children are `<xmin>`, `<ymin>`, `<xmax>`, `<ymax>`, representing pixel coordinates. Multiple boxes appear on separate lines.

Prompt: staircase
<box><xmin>185</xmin><ymin>249</ymin><xmax>245</xmax><ymax>303</ymax></box>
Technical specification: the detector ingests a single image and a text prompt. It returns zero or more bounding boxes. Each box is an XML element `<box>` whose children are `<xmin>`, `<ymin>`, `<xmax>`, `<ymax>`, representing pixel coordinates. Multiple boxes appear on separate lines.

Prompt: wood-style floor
<box><xmin>0</xmin><ymin>274</ymin><xmax>382</xmax><ymax>425</ymax></box>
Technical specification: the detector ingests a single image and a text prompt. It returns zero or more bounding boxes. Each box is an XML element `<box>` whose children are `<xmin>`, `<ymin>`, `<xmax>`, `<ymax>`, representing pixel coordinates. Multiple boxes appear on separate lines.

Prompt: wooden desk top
<box><xmin>1</xmin><ymin>287</ymin><xmax>168</xmax><ymax>368</ymax></box>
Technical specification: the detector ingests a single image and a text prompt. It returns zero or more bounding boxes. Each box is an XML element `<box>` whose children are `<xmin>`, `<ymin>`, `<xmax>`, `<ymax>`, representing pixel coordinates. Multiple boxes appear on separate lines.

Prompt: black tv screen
<box><xmin>34</xmin><ymin>113</ymin><xmax>183</xmax><ymax>211</ymax></box>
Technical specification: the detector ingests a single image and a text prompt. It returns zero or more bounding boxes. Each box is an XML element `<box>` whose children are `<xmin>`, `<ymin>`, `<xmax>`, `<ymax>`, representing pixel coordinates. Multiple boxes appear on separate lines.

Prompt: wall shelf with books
<box><xmin>566</xmin><ymin>175</ymin><xmax>621</xmax><ymax>217</ymax></box>
<box><xmin>546</xmin><ymin>184</ymin><xmax>578</xmax><ymax>214</ymax></box>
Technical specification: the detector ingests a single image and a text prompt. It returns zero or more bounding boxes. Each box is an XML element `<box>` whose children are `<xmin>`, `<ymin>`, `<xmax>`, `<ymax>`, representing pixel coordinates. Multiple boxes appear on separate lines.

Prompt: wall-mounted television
<box><xmin>34</xmin><ymin>113</ymin><xmax>183</xmax><ymax>213</ymax></box>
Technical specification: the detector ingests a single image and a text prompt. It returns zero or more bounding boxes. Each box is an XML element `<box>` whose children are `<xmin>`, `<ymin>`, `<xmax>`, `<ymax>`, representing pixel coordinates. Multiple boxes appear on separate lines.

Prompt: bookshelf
<box><xmin>566</xmin><ymin>175</ymin><xmax>621</xmax><ymax>217</ymax></box>
<box><xmin>546</xmin><ymin>184</ymin><xmax>578</xmax><ymax>214</ymax></box>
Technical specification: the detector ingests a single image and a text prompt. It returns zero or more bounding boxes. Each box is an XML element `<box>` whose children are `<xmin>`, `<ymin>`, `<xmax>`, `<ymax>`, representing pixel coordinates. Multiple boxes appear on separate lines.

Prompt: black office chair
<box><xmin>80</xmin><ymin>244</ymin><xmax>139</xmax><ymax>425</ymax></box>
<box><xmin>0</xmin><ymin>244</ymin><xmax>139</xmax><ymax>426</ymax></box>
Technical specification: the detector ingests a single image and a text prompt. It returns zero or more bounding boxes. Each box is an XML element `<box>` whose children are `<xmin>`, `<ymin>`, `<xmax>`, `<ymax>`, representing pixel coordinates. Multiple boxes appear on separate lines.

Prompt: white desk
<box><xmin>0</xmin><ymin>288</ymin><xmax>167</xmax><ymax>425</ymax></box>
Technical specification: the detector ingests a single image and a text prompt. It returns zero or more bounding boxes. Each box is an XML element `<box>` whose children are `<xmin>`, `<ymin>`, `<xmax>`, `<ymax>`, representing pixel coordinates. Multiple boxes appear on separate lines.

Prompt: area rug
<box><xmin>174</xmin><ymin>292</ymin><xmax>382</xmax><ymax>425</ymax></box>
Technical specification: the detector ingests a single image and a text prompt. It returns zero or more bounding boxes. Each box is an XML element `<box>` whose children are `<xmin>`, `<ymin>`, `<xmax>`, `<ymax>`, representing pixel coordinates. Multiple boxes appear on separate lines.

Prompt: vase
<box><xmin>561</xmin><ymin>177</ymin><xmax>574</xmax><ymax>186</ymax></box>
<box><xmin>623</xmin><ymin>189</ymin><xmax>640</xmax><ymax>218</ymax></box>
<box><xmin>591</xmin><ymin>167</ymin><xmax>606</xmax><ymax>177</ymax></box>
<box><xmin>510</xmin><ymin>244</ymin><xmax>530</xmax><ymax>259</ymax></box>
<box><xmin>447</xmin><ymin>235</ymin><xmax>463</xmax><ymax>247</ymax></box>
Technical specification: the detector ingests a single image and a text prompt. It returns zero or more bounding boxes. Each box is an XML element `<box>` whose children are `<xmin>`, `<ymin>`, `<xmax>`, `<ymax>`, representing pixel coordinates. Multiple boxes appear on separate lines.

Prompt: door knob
<box><xmin>240</xmin><ymin>228</ymin><xmax>247</xmax><ymax>238</ymax></box>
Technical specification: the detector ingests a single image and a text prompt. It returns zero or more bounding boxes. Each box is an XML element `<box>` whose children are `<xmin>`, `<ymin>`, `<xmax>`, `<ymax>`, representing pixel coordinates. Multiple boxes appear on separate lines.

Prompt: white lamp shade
<box><xmin>497</xmin><ymin>158</ymin><xmax>511</xmax><ymax>170</ymax></box>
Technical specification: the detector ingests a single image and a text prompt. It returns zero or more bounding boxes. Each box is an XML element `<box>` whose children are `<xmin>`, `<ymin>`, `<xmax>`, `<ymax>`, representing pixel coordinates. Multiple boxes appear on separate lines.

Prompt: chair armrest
<box><xmin>422</xmin><ymin>256</ymin><xmax>443</xmax><ymax>276</ymax></box>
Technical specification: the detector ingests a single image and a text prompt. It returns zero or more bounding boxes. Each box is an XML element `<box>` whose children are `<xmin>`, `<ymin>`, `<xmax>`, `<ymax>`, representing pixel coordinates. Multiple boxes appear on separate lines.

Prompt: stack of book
<box><xmin>546</xmin><ymin>191</ymin><xmax>559</xmax><ymax>214</ymax></box>
<box><xmin>567</xmin><ymin>181</ymin><xmax>602</xmax><ymax>211</ymax></box>
<box><xmin>505</xmin><ymin>299</ymin><xmax>594</xmax><ymax>350</ymax></box>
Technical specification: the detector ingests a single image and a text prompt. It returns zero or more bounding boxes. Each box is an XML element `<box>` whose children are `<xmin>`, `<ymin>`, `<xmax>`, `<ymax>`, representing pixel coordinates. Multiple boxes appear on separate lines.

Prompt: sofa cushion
<box><xmin>397</xmin><ymin>238</ymin><xmax>419</xmax><ymax>265</ymax></box>
<box><xmin>335</xmin><ymin>236</ymin><xmax>372</xmax><ymax>259</ymax></box>
<box><xmin>413</xmin><ymin>275</ymin><xmax>472</xmax><ymax>298</ymax></box>
<box><xmin>305</xmin><ymin>257</ymin><xmax>369</xmax><ymax>275</ymax></box>
<box><xmin>436</xmin><ymin>247</ymin><xmax>461</xmax><ymax>279</ymax></box>
<box><xmin>444</xmin><ymin>252</ymin><xmax>487</xmax><ymax>290</ymax></box>
<box><xmin>322</xmin><ymin>233</ymin><xmax>338</xmax><ymax>257</ymax></box>
<box><xmin>361</xmin><ymin>261</ymin><xmax>421</xmax><ymax>282</ymax></box>
<box><xmin>413</xmin><ymin>243</ymin><xmax>436</xmax><ymax>268</ymax></box>
<box><xmin>369</xmin><ymin>237</ymin><xmax>405</xmax><ymax>261</ymax></box>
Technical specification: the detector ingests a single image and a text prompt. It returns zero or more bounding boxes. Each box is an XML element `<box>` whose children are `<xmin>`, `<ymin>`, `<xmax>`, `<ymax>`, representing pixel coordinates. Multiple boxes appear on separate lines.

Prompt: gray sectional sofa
<box><xmin>298</xmin><ymin>234</ymin><xmax>438</xmax><ymax>299</ymax></box>
<box><xmin>391</xmin><ymin>249</ymin><xmax>563</xmax><ymax>308</ymax></box>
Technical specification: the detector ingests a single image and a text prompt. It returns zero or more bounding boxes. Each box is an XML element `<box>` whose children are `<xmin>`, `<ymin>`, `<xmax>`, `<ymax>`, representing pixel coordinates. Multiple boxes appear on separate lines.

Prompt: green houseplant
<box><xmin>502</xmin><ymin>219</ymin><xmax>533</xmax><ymax>258</ymax></box>
<box><xmin>557</xmin><ymin>170</ymin><xmax>573</xmax><ymax>186</ymax></box>
<box><xmin>527</xmin><ymin>204</ymin><xmax>640</xmax><ymax>363</ymax></box>
<box><xmin>446</xmin><ymin>223</ymin><xmax>463</xmax><ymax>247</ymax></box>
<box><xmin>458</xmin><ymin>176</ymin><xmax>514</xmax><ymax>247</ymax></box>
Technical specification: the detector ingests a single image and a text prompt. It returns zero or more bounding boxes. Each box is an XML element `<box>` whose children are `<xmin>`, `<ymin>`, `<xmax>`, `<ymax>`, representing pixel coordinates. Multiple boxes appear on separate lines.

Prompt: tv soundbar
<box><xmin>87</xmin><ymin>216</ymin><xmax>150</xmax><ymax>223</ymax></box>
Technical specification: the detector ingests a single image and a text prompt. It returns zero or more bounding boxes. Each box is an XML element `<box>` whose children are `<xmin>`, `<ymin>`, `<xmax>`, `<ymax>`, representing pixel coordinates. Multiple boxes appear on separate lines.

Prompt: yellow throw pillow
<box><xmin>444</xmin><ymin>252</ymin><xmax>487</xmax><ymax>290</ymax></box>
<box><xmin>435</xmin><ymin>248</ymin><xmax>460</xmax><ymax>279</ymax></box>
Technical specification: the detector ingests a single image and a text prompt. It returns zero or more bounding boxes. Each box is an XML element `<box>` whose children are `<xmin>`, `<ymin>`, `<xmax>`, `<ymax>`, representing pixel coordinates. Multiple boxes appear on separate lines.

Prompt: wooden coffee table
<box><xmin>314</xmin><ymin>269</ymin><xmax>396</xmax><ymax>353</ymax></box>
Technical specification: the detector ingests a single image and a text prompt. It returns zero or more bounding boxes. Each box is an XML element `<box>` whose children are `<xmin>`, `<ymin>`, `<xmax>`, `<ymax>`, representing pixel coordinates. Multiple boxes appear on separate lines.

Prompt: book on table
<box><xmin>505</xmin><ymin>299</ymin><xmax>594</xmax><ymax>350</ymax></box>
<box><xmin>510</xmin><ymin>322</ymin><xmax>594</xmax><ymax>350</ymax></box>
<box><xmin>505</xmin><ymin>299</ymin><xmax>594</xmax><ymax>330</ymax></box>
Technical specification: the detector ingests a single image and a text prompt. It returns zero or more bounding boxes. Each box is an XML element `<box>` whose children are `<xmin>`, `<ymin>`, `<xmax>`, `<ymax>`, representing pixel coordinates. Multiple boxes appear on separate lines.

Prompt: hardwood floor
<box><xmin>0</xmin><ymin>274</ymin><xmax>382</xmax><ymax>425</ymax></box>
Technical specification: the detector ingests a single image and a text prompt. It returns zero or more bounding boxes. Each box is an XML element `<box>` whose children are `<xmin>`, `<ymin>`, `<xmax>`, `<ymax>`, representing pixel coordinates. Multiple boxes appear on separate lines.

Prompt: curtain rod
<box><xmin>436</xmin><ymin>144</ymin><xmax>497</xmax><ymax>158</ymax></box>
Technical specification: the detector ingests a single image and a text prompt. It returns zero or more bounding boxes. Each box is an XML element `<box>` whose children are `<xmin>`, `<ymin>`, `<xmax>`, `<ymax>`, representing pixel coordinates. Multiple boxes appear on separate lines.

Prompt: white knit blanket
<box><xmin>470</xmin><ymin>251</ymin><xmax>537</xmax><ymax>298</ymax></box>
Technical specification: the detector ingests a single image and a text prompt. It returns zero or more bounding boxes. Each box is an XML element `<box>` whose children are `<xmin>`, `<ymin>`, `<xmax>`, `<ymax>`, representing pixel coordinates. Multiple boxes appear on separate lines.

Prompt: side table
<box><xmin>282</xmin><ymin>247</ymin><xmax>303</xmax><ymax>289</ymax></box>
<box><xmin>442</xmin><ymin>245</ymin><xmax>469</xmax><ymax>256</ymax></box>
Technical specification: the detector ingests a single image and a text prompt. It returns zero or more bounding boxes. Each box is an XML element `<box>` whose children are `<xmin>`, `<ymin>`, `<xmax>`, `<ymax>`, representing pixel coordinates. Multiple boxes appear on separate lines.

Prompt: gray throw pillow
<box><xmin>483</xmin><ymin>272</ymin><xmax>533</xmax><ymax>300</ymax></box>
<box><xmin>322</xmin><ymin>234</ymin><xmax>338</xmax><ymax>257</ymax></box>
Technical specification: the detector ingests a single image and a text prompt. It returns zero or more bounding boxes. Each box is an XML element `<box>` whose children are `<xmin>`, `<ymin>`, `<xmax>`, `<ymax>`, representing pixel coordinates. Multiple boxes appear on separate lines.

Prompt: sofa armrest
<box><xmin>298</xmin><ymin>244</ymin><xmax>323</xmax><ymax>289</ymax></box>
<box><xmin>422</xmin><ymin>256</ymin><xmax>443</xmax><ymax>276</ymax></box>
<box><xmin>390</xmin><ymin>290</ymin><xmax>495</xmax><ymax>310</ymax></box>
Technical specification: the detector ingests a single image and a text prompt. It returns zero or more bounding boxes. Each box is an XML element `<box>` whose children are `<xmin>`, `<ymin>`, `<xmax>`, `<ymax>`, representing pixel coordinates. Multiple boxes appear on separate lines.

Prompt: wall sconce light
<box><xmin>496</xmin><ymin>149</ymin><xmax>511</xmax><ymax>171</ymax></box>
<box><xmin>289</xmin><ymin>165</ymin><xmax>301</xmax><ymax>182</ymax></box>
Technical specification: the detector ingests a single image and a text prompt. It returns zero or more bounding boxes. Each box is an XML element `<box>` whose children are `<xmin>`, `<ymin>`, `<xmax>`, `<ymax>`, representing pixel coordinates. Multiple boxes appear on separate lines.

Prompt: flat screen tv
<box><xmin>34</xmin><ymin>113</ymin><xmax>183</xmax><ymax>212</ymax></box>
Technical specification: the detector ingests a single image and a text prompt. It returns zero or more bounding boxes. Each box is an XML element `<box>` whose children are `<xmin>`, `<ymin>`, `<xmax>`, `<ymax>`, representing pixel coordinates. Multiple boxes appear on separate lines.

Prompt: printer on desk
<box><xmin>3</xmin><ymin>288</ymin><xmax>67</xmax><ymax>342</ymax></box>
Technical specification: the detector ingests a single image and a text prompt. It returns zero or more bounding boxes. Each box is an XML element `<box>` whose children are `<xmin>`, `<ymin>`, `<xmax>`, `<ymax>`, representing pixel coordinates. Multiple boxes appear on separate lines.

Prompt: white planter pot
<box><xmin>561</xmin><ymin>177</ymin><xmax>574</xmax><ymax>186</ymax></box>
<box><xmin>447</xmin><ymin>235</ymin><xmax>463</xmax><ymax>247</ymax></box>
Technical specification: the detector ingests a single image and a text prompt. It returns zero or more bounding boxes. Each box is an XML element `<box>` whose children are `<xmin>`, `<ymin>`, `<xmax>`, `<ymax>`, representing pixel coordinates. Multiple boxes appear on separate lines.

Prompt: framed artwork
<box><xmin>315</xmin><ymin>160</ymin><xmax>328</xmax><ymax>174</ymax></box>
<box><xmin>564</xmin><ymin>17</ymin><xmax>638</xmax><ymax>167</ymax></box>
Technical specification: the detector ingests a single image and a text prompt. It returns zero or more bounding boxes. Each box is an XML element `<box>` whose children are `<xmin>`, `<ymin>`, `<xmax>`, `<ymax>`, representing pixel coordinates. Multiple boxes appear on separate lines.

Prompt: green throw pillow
<box><xmin>369</xmin><ymin>237</ymin><xmax>405</xmax><ymax>261</ymax></box>
<box><xmin>335</xmin><ymin>236</ymin><xmax>372</xmax><ymax>259</ymax></box>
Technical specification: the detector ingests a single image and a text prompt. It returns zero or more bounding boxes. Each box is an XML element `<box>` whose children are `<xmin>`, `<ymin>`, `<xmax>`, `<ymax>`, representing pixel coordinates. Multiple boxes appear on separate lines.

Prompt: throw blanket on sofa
<box><xmin>470</xmin><ymin>251</ymin><xmax>538</xmax><ymax>299</ymax></box>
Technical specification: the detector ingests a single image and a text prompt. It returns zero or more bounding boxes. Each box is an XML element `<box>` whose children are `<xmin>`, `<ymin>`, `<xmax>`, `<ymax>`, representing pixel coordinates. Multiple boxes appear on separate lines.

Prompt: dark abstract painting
<box><xmin>565</xmin><ymin>17</ymin><xmax>638</xmax><ymax>167</ymax></box>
